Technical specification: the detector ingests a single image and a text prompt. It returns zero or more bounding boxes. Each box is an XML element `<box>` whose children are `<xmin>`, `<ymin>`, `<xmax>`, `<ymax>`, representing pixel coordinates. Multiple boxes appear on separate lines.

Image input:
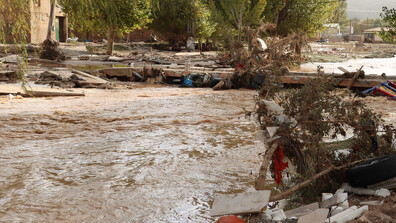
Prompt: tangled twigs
<box><xmin>268</xmin><ymin>158</ymin><xmax>371</xmax><ymax>202</ymax></box>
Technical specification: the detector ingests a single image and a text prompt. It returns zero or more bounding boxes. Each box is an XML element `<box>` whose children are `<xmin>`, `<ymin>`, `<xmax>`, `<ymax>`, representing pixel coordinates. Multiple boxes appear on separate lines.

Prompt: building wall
<box><xmin>30</xmin><ymin>0</ymin><xmax>67</xmax><ymax>43</ymax></box>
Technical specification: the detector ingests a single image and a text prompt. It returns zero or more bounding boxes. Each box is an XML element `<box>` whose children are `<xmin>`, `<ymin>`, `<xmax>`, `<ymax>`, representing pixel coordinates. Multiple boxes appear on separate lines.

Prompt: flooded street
<box><xmin>0</xmin><ymin>86</ymin><xmax>261</xmax><ymax>222</ymax></box>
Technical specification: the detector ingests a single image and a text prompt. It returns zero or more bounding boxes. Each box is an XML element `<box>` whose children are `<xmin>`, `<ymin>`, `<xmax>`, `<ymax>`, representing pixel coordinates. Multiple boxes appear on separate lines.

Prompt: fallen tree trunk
<box><xmin>255</xmin><ymin>142</ymin><xmax>279</xmax><ymax>190</ymax></box>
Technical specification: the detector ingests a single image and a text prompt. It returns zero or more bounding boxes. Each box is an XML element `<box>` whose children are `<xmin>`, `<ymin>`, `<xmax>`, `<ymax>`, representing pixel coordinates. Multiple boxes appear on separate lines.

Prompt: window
<box><xmin>34</xmin><ymin>0</ymin><xmax>40</xmax><ymax>6</ymax></box>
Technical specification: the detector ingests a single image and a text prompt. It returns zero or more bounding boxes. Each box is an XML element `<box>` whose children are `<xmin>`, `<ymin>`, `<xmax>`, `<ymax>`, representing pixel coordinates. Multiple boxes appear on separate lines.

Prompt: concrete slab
<box><xmin>210</xmin><ymin>190</ymin><xmax>271</xmax><ymax>217</ymax></box>
<box><xmin>320</xmin><ymin>193</ymin><xmax>347</xmax><ymax>208</ymax></box>
<box><xmin>333</xmin><ymin>205</ymin><xmax>368</xmax><ymax>223</ymax></box>
<box><xmin>297</xmin><ymin>208</ymin><xmax>329</xmax><ymax>223</ymax></box>
<box><xmin>327</xmin><ymin>206</ymin><xmax>358</xmax><ymax>223</ymax></box>
<box><xmin>285</xmin><ymin>202</ymin><xmax>319</xmax><ymax>219</ymax></box>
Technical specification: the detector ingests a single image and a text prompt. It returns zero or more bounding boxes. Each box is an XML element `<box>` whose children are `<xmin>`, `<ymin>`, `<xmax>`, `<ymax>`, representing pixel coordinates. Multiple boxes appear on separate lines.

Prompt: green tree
<box><xmin>0</xmin><ymin>0</ymin><xmax>30</xmax><ymax>90</ymax></box>
<box><xmin>380</xmin><ymin>7</ymin><xmax>396</xmax><ymax>43</ymax></box>
<box><xmin>151</xmin><ymin>0</ymin><xmax>215</xmax><ymax>48</ymax></box>
<box><xmin>0</xmin><ymin>0</ymin><xmax>30</xmax><ymax>44</ymax></box>
<box><xmin>58</xmin><ymin>0</ymin><xmax>152</xmax><ymax>55</ymax></box>
<box><xmin>211</xmin><ymin>0</ymin><xmax>266</xmax><ymax>40</ymax></box>
<box><xmin>332</xmin><ymin>1</ymin><xmax>348</xmax><ymax>28</ymax></box>
<box><xmin>263</xmin><ymin>0</ymin><xmax>342</xmax><ymax>36</ymax></box>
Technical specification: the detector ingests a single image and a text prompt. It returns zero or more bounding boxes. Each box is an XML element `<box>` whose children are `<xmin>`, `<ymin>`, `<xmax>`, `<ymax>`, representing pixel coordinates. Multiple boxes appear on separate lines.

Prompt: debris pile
<box><xmin>35</xmin><ymin>69</ymin><xmax>109</xmax><ymax>88</ymax></box>
<box><xmin>211</xmin><ymin>173</ymin><xmax>396</xmax><ymax>222</ymax></box>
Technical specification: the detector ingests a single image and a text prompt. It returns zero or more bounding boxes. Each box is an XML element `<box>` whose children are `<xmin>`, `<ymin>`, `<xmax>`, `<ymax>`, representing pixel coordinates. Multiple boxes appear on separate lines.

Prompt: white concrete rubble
<box><xmin>284</xmin><ymin>202</ymin><xmax>319</xmax><ymax>219</ymax></box>
<box><xmin>297</xmin><ymin>208</ymin><xmax>329</xmax><ymax>223</ymax></box>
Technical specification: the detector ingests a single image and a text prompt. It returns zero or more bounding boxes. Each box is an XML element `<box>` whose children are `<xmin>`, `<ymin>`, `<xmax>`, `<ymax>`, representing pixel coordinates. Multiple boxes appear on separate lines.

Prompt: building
<box><xmin>0</xmin><ymin>0</ymin><xmax>67</xmax><ymax>44</ymax></box>
<box><xmin>322</xmin><ymin>23</ymin><xmax>341</xmax><ymax>38</ymax></box>
<box><xmin>30</xmin><ymin>0</ymin><xmax>68</xmax><ymax>43</ymax></box>
<box><xmin>363</xmin><ymin>27</ymin><xmax>396</xmax><ymax>43</ymax></box>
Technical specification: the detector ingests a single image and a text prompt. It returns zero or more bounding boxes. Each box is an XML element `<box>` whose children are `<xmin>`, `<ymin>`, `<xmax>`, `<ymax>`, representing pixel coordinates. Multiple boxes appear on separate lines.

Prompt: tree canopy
<box><xmin>151</xmin><ymin>0</ymin><xmax>216</xmax><ymax>47</ymax></box>
<box><xmin>210</xmin><ymin>0</ymin><xmax>266</xmax><ymax>40</ymax></box>
<box><xmin>58</xmin><ymin>0</ymin><xmax>152</xmax><ymax>54</ymax></box>
<box><xmin>263</xmin><ymin>0</ymin><xmax>344</xmax><ymax>36</ymax></box>
<box><xmin>0</xmin><ymin>0</ymin><xmax>30</xmax><ymax>44</ymax></box>
<box><xmin>380</xmin><ymin>6</ymin><xmax>396</xmax><ymax>43</ymax></box>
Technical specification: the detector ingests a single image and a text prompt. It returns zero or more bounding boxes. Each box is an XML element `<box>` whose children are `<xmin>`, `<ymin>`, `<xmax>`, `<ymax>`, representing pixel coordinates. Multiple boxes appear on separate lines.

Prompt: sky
<box><xmin>347</xmin><ymin>0</ymin><xmax>396</xmax><ymax>19</ymax></box>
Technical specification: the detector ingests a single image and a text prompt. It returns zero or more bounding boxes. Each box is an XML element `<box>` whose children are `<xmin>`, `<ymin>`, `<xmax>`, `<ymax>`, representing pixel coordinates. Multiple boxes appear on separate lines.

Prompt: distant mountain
<box><xmin>347</xmin><ymin>0</ymin><xmax>396</xmax><ymax>19</ymax></box>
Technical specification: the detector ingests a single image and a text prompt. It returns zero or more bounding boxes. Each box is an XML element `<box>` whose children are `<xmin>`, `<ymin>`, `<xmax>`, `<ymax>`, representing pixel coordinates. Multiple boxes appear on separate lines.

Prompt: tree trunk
<box><xmin>106</xmin><ymin>26</ymin><xmax>115</xmax><ymax>55</ymax></box>
<box><xmin>47</xmin><ymin>0</ymin><xmax>56</xmax><ymax>40</ymax></box>
<box><xmin>255</xmin><ymin>142</ymin><xmax>279</xmax><ymax>190</ymax></box>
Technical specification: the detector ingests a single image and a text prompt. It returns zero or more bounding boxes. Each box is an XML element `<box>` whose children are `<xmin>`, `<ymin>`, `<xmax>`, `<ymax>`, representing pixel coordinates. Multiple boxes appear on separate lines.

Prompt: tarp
<box><xmin>362</xmin><ymin>81</ymin><xmax>396</xmax><ymax>99</ymax></box>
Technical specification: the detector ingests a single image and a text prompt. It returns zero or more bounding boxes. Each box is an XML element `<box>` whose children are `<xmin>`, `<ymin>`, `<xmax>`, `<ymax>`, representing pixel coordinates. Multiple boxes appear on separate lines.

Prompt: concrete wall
<box><xmin>30</xmin><ymin>0</ymin><xmax>67</xmax><ymax>43</ymax></box>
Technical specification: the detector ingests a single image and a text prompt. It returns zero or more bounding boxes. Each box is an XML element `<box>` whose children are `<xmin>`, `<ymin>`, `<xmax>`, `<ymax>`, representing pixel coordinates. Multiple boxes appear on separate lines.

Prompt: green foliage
<box><xmin>263</xmin><ymin>0</ymin><xmax>343</xmax><ymax>36</ymax></box>
<box><xmin>332</xmin><ymin>1</ymin><xmax>348</xmax><ymax>28</ymax></box>
<box><xmin>0</xmin><ymin>0</ymin><xmax>30</xmax><ymax>90</ymax></box>
<box><xmin>210</xmin><ymin>0</ymin><xmax>266</xmax><ymax>40</ymax></box>
<box><xmin>151</xmin><ymin>0</ymin><xmax>216</xmax><ymax>45</ymax></box>
<box><xmin>58</xmin><ymin>0</ymin><xmax>152</xmax><ymax>54</ymax></box>
<box><xmin>380</xmin><ymin>7</ymin><xmax>396</xmax><ymax>43</ymax></box>
<box><xmin>0</xmin><ymin>0</ymin><xmax>30</xmax><ymax>44</ymax></box>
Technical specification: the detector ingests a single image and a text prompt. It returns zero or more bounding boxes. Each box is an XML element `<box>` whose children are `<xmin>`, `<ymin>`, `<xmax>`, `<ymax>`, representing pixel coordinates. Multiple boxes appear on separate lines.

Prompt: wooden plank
<box><xmin>337</xmin><ymin>67</ymin><xmax>349</xmax><ymax>73</ymax></box>
<box><xmin>23</xmin><ymin>90</ymin><xmax>85</xmax><ymax>97</ymax></box>
<box><xmin>347</xmin><ymin>66</ymin><xmax>363</xmax><ymax>90</ymax></box>
<box><xmin>71</xmin><ymin>69</ymin><xmax>108</xmax><ymax>84</ymax></box>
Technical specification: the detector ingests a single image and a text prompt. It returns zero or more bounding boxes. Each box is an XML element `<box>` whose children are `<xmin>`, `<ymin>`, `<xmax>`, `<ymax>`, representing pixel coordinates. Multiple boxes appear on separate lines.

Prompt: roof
<box><xmin>363</xmin><ymin>27</ymin><xmax>392</xmax><ymax>33</ymax></box>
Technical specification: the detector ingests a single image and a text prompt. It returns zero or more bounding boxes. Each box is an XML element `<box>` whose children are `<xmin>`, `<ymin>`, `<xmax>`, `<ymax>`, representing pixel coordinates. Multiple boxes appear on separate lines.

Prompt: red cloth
<box><xmin>273</xmin><ymin>144</ymin><xmax>289</xmax><ymax>184</ymax></box>
<box><xmin>235</xmin><ymin>63</ymin><xmax>246</xmax><ymax>71</ymax></box>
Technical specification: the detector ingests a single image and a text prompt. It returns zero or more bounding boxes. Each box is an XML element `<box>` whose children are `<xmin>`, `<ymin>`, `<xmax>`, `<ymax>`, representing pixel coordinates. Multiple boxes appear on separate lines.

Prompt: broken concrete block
<box><xmin>320</xmin><ymin>193</ymin><xmax>348</xmax><ymax>208</ymax></box>
<box><xmin>327</xmin><ymin>206</ymin><xmax>358</xmax><ymax>223</ymax></box>
<box><xmin>284</xmin><ymin>202</ymin><xmax>319</xmax><ymax>219</ymax></box>
<box><xmin>210</xmin><ymin>190</ymin><xmax>271</xmax><ymax>217</ymax></box>
<box><xmin>330</xmin><ymin>206</ymin><xmax>344</xmax><ymax>216</ymax></box>
<box><xmin>297</xmin><ymin>208</ymin><xmax>329</xmax><ymax>223</ymax></box>
<box><xmin>322</xmin><ymin>193</ymin><xmax>333</xmax><ymax>201</ymax></box>
<box><xmin>359</xmin><ymin>200</ymin><xmax>384</xmax><ymax>206</ymax></box>
<box><xmin>375</xmin><ymin>188</ymin><xmax>391</xmax><ymax>197</ymax></box>
<box><xmin>332</xmin><ymin>205</ymin><xmax>369</xmax><ymax>223</ymax></box>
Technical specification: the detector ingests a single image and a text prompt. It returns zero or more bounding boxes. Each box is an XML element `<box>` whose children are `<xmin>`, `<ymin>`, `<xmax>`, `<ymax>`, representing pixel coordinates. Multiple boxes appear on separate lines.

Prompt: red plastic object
<box><xmin>273</xmin><ymin>143</ymin><xmax>289</xmax><ymax>184</ymax></box>
<box><xmin>217</xmin><ymin>215</ymin><xmax>246</xmax><ymax>223</ymax></box>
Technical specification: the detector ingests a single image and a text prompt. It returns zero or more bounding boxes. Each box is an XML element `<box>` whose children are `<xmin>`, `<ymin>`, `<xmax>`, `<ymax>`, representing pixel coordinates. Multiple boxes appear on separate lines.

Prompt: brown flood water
<box><xmin>0</xmin><ymin>85</ymin><xmax>261</xmax><ymax>222</ymax></box>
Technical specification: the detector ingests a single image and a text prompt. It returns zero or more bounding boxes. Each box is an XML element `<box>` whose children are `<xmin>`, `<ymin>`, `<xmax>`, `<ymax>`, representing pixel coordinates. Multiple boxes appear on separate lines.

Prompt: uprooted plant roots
<box><xmin>39</xmin><ymin>38</ymin><xmax>64</xmax><ymax>61</ymax></box>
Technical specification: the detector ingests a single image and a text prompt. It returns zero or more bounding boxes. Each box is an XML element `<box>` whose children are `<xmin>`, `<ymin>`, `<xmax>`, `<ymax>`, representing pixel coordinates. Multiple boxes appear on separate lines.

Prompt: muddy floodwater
<box><xmin>0</xmin><ymin>86</ymin><xmax>261</xmax><ymax>222</ymax></box>
<box><xmin>295</xmin><ymin>56</ymin><xmax>396</xmax><ymax>76</ymax></box>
